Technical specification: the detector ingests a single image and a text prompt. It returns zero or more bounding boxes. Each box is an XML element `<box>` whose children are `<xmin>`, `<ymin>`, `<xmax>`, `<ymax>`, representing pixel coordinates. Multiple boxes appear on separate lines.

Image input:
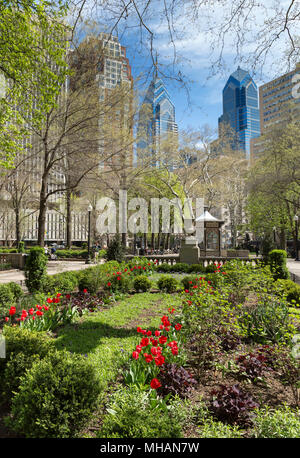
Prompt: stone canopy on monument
<box><xmin>195</xmin><ymin>208</ymin><xmax>224</xmax><ymax>257</ymax></box>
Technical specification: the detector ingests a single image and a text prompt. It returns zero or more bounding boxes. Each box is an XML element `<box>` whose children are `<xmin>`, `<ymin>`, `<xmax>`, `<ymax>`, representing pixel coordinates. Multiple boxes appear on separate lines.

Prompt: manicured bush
<box><xmin>205</xmin><ymin>263</ymin><xmax>218</xmax><ymax>273</ymax></box>
<box><xmin>98</xmin><ymin>386</ymin><xmax>185</xmax><ymax>438</ymax></box>
<box><xmin>7</xmin><ymin>349</ymin><xmax>101</xmax><ymax>438</ymax></box>
<box><xmin>156</xmin><ymin>263</ymin><xmax>171</xmax><ymax>272</ymax></box>
<box><xmin>188</xmin><ymin>264</ymin><xmax>205</xmax><ymax>273</ymax></box>
<box><xmin>56</xmin><ymin>249</ymin><xmax>88</xmax><ymax>259</ymax></box>
<box><xmin>106</xmin><ymin>235</ymin><xmax>124</xmax><ymax>263</ymax></box>
<box><xmin>133</xmin><ymin>275</ymin><xmax>152</xmax><ymax>292</ymax></box>
<box><xmin>252</xmin><ymin>405</ymin><xmax>300</xmax><ymax>438</ymax></box>
<box><xmin>0</xmin><ymin>327</ymin><xmax>55</xmax><ymax>399</ymax></box>
<box><xmin>268</xmin><ymin>249</ymin><xmax>289</xmax><ymax>281</ymax></box>
<box><xmin>171</xmin><ymin>263</ymin><xmax>190</xmax><ymax>273</ymax></box>
<box><xmin>24</xmin><ymin>246</ymin><xmax>48</xmax><ymax>293</ymax></box>
<box><xmin>105</xmin><ymin>271</ymin><xmax>132</xmax><ymax>293</ymax></box>
<box><xmin>157</xmin><ymin>275</ymin><xmax>178</xmax><ymax>293</ymax></box>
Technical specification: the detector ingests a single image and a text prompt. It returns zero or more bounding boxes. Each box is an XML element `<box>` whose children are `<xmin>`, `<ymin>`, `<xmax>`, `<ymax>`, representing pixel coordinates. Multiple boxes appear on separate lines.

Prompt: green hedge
<box><xmin>268</xmin><ymin>250</ymin><xmax>289</xmax><ymax>281</ymax></box>
<box><xmin>56</xmin><ymin>249</ymin><xmax>88</xmax><ymax>259</ymax></box>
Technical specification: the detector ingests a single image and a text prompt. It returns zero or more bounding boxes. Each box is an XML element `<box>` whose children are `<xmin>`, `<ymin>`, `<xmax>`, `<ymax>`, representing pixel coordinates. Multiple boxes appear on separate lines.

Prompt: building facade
<box><xmin>250</xmin><ymin>64</ymin><xmax>300</xmax><ymax>160</ymax></box>
<box><xmin>137</xmin><ymin>76</ymin><xmax>178</xmax><ymax>168</ymax></box>
<box><xmin>218</xmin><ymin>67</ymin><xmax>260</xmax><ymax>159</ymax></box>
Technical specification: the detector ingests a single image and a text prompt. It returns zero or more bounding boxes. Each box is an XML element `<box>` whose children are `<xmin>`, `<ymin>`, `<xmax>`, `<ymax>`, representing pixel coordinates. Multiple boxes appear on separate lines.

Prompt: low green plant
<box><xmin>133</xmin><ymin>275</ymin><xmax>152</xmax><ymax>292</ymax></box>
<box><xmin>98</xmin><ymin>385</ymin><xmax>185</xmax><ymax>438</ymax></box>
<box><xmin>7</xmin><ymin>349</ymin><xmax>101</xmax><ymax>438</ymax></box>
<box><xmin>157</xmin><ymin>275</ymin><xmax>178</xmax><ymax>293</ymax></box>
<box><xmin>274</xmin><ymin>279</ymin><xmax>300</xmax><ymax>306</ymax></box>
<box><xmin>106</xmin><ymin>235</ymin><xmax>124</xmax><ymax>263</ymax></box>
<box><xmin>198</xmin><ymin>418</ymin><xmax>243</xmax><ymax>438</ymax></box>
<box><xmin>252</xmin><ymin>405</ymin><xmax>300</xmax><ymax>438</ymax></box>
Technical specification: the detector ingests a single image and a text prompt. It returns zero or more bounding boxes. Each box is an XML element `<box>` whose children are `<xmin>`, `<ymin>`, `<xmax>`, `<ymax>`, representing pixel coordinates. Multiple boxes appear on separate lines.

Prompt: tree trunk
<box><xmin>66</xmin><ymin>189</ymin><xmax>72</xmax><ymax>249</ymax></box>
<box><xmin>37</xmin><ymin>177</ymin><xmax>47</xmax><ymax>246</ymax></box>
<box><xmin>15</xmin><ymin>209</ymin><xmax>20</xmax><ymax>247</ymax></box>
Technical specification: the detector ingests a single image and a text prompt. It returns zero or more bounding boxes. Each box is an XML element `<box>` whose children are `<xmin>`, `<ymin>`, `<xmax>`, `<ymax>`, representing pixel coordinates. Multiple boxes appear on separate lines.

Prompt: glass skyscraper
<box><xmin>218</xmin><ymin>66</ymin><xmax>260</xmax><ymax>158</ymax></box>
<box><xmin>137</xmin><ymin>76</ymin><xmax>178</xmax><ymax>168</ymax></box>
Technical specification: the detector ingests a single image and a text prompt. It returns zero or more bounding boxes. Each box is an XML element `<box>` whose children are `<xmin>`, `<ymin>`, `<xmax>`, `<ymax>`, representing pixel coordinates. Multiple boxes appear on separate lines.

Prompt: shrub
<box><xmin>105</xmin><ymin>271</ymin><xmax>132</xmax><ymax>293</ymax></box>
<box><xmin>210</xmin><ymin>384</ymin><xmax>259</xmax><ymax>426</ymax></box>
<box><xmin>156</xmin><ymin>263</ymin><xmax>171</xmax><ymax>273</ymax></box>
<box><xmin>181</xmin><ymin>275</ymin><xmax>202</xmax><ymax>291</ymax></box>
<box><xmin>274</xmin><ymin>279</ymin><xmax>300</xmax><ymax>305</ymax></box>
<box><xmin>157</xmin><ymin>275</ymin><xmax>178</xmax><ymax>293</ymax></box>
<box><xmin>98</xmin><ymin>386</ymin><xmax>185</xmax><ymax>438</ymax></box>
<box><xmin>106</xmin><ymin>235</ymin><xmax>124</xmax><ymax>263</ymax></box>
<box><xmin>268</xmin><ymin>249</ymin><xmax>289</xmax><ymax>281</ymax></box>
<box><xmin>133</xmin><ymin>275</ymin><xmax>152</xmax><ymax>292</ymax></box>
<box><xmin>205</xmin><ymin>263</ymin><xmax>217</xmax><ymax>273</ymax></box>
<box><xmin>44</xmin><ymin>271</ymin><xmax>79</xmax><ymax>295</ymax></box>
<box><xmin>157</xmin><ymin>363</ymin><xmax>197</xmax><ymax>398</ymax></box>
<box><xmin>0</xmin><ymin>327</ymin><xmax>55</xmax><ymax>399</ymax></box>
<box><xmin>24</xmin><ymin>246</ymin><xmax>48</xmax><ymax>293</ymax></box>
<box><xmin>7</xmin><ymin>350</ymin><xmax>101</xmax><ymax>438</ymax></box>
<box><xmin>171</xmin><ymin>263</ymin><xmax>189</xmax><ymax>273</ymax></box>
<box><xmin>252</xmin><ymin>406</ymin><xmax>300</xmax><ymax>438</ymax></box>
<box><xmin>78</xmin><ymin>268</ymin><xmax>103</xmax><ymax>294</ymax></box>
<box><xmin>17</xmin><ymin>241</ymin><xmax>25</xmax><ymax>253</ymax></box>
<box><xmin>7</xmin><ymin>282</ymin><xmax>24</xmax><ymax>302</ymax></box>
<box><xmin>0</xmin><ymin>284</ymin><xmax>15</xmax><ymax>317</ymax></box>
<box><xmin>56</xmin><ymin>249</ymin><xmax>88</xmax><ymax>259</ymax></box>
<box><xmin>188</xmin><ymin>264</ymin><xmax>205</xmax><ymax>273</ymax></box>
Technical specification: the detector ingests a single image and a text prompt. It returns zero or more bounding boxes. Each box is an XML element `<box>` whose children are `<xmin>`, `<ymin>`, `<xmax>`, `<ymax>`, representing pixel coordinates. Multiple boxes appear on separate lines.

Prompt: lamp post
<box><xmin>294</xmin><ymin>215</ymin><xmax>299</xmax><ymax>261</ymax></box>
<box><xmin>85</xmin><ymin>204</ymin><xmax>93</xmax><ymax>264</ymax></box>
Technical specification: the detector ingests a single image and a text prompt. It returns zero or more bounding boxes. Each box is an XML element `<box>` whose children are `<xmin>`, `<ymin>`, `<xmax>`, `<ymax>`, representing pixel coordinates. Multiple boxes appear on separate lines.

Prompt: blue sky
<box><xmin>76</xmin><ymin>0</ymin><xmax>297</xmax><ymax>137</ymax></box>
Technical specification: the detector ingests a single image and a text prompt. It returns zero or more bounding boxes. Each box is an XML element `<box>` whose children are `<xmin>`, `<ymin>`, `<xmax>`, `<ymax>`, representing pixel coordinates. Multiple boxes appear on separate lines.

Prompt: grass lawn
<box><xmin>54</xmin><ymin>292</ymin><xmax>182</xmax><ymax>389</ymax></box>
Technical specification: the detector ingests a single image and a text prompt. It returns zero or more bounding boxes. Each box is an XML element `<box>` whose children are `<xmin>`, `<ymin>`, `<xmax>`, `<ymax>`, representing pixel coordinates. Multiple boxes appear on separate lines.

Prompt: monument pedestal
<box><xmin>179</xmin><ymin>238</ymin><xmax>200</xmax><ymax>264</ymax></box>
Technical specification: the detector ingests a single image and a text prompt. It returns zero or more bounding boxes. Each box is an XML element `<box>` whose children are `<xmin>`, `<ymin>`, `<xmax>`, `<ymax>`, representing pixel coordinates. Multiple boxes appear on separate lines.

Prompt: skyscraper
<box><xmin>137</xmin><ymin>75</ymin><xmax>178</xmax><ymax>168</ymax></box>
<box><xmin>218</xmin><ymin>66</ymin><xmax>260</xmax><ymax>158</ymax></box>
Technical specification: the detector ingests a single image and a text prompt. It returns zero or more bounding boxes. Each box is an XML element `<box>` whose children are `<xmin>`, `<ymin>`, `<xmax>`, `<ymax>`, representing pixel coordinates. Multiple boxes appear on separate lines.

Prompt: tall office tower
<box><xmin>218</xmin><ymin>67</ymin><xmax>260</xmax><ymax>159</ymax></box>
<box><xmin>137</xmin><ymin>75</ymin><xmax>178</xmax><ymax>168</ymax></box>
<box><xmin>250</xmin><ymin>64</ymin><xmax>300</xmax><ymax>160</ymax></box>
<box><xmin>70</xmin><ymin>33</ymin><xmax>134</xmax><ymax>169</ymax></box>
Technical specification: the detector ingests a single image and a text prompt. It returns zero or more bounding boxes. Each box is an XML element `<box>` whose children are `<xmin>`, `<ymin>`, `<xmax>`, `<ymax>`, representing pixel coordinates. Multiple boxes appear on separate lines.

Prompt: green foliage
<box><xmin>106</xmin><ymin>235</ymin><xmax>124</xmax><ymax>263</ymax></box>
<box><xmin>268</xmin><ymin>250</ymin><xmax>289</xmax><ymax>281</ymax></box>
<box><xmin>238</xmin><ymin>293</ymin><xmax>294</xmax><ymax>344</ymax></box>
<box><xmin>7</xmin><ymin>350</ymin><xmax>101</xmax><ymax>438</ymax></box>
<box><xmin>181</xmin><ymin>275</ymin><xmax>201</xmax><ymax>291</ymax></box>
<box><xmin>7</xmin><ymin>282</ymin><xmax>24</xmax><ymax>302</ymax></box>
<box><xmin>44</xmin><ymin>271</ymin><xmax>79</xmax><ymax>295</ymax></box>
<box><xmin>199</xmin><ymin>418</ymin><xmax>243</xmax><ymax>438</ymax></box>
<box><xmin>133</xmin><ymin>275</ymin><xmax>152</xmax><ymax>292</ymax></box>
<box><xmin>156</xmin><ymin>263</ymin><xmax>171</xmax><ymax>272</ymax></box>
<box><xmin>0</xmin><ymin>326</ymin><xmax>55</xmax><ymax>397</ymax></box>
<box><xmin>17</xmin><ymin>241</ymin><xmax>25</xmax><ymax>253</ymax></box>
<box><xmin>0</xmin><ymin>284</ymin><xmax>15</xmax><ymax>316</ymax></box>
<box><xmin>252</xmin><ymin>406</ymin><xmax>300</xmax><ymax>438</ymax></box>
<box><xmin>55</xmin><ymin>249</ymin><xmax>88</xmax><ymax>259</ymax></box>
<box><xmin>157</xmin><ymin>275</ymin><xmax>178</xmax><ymax>293</ymax></box>
<box><xmin>0</xmin><ymin>1</ymin><xmax>69</xmax><ymax>168</ymax></box>
<box><xmin>98</xmin><ymin>386</ymin><xmax>185</xmax><ymax>438</ymax></box>
<box><xmin>24</xmin><ymin>246</ymin><xmax>48</xmax><ymax>293</ymax></box>
<box><xmin>0</xmin><ymin>263</ymin><xmax>12</xmax><ymax>271</ymax></box>
<box><xmin>274</xmin><ymin>279</ymin><xmax>300</xmax><ymax>305</ymax></box>
<box><xmin>205</xmin><ymin>263</ymin><xmax>217</xmax><ymax>273</ymax></box>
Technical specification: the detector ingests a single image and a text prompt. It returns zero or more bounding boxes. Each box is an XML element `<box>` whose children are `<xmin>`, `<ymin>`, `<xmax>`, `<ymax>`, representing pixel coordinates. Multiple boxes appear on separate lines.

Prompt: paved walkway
<box><xmin>0</xmin><ymin>260</ymin><xmax>94</xmax><ymax>286</ymax></box>
<box><xmin>287</xmin><ymin>259</ymin><xmax>300</xmax><ymax>284</ymax></box>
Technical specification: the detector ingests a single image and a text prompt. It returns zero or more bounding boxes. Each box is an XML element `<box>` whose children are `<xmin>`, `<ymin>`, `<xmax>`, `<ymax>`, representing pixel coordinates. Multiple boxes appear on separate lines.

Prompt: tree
<box><xmin>0</xmin><ymin>1</ymin><xmax>69</xmax><ymax>167</ymax></box>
